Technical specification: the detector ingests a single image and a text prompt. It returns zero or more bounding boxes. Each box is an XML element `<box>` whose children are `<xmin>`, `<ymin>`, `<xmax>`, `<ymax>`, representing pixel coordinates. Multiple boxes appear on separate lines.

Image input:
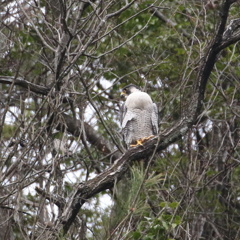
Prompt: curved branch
<box><xmin>105</xmin><ymin>0</ymin><xmax>135</xmax><ymax>19</ymax></box>
<box><xmin>191</xmin><ymin>0</ymin><xmax>237</xmax><ymax>118</ymax></box>
<box><xmin>216</xmin><ymin>18</ymin><xmax>240</xmax><ymax>51</ymax></box>
<box><xmin>216</xmin><ymin>32</ymin><xmax>240</xmax><ymax>51</ymax></box>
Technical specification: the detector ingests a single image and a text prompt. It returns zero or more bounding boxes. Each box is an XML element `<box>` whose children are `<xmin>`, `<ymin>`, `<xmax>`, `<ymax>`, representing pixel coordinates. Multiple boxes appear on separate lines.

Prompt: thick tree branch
<box><xmin>191</xmin><ymin>0</ymin><xmax>237</xmax><ymax>118</ymax></box>
<box><xmin>216</xmin><ymin>18</ymin><xmax>240</xmax><ymax>51</ymax></box>
<box><xmin>223</xmin><ymin>18</ymin><xmax>240</xmax><ymax>39</ymax></box>
<box><xmin>0</xmin><ymin>76</ymin><xmax>50</xmax><ymax>95</ymax></box>
<box><xmin>216</xmin><ymin>32</ymin><xmax>240</xmax><ymax>51</ymax></box>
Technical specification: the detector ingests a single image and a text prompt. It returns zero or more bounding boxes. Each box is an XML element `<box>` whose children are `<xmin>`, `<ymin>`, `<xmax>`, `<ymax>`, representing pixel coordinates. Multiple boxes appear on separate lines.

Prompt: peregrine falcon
<box><xmin>120</xmin><ymin>84</ymin><xmax>158</xmax><ymax>147</ymax></box>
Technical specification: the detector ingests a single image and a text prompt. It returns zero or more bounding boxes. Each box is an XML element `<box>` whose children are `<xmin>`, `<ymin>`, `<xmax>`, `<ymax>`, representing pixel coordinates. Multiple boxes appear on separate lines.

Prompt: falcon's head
<box><xmin>120</xmin><ymin>84</ymin><xmax>141</xmax><ymax>98</ymax></box>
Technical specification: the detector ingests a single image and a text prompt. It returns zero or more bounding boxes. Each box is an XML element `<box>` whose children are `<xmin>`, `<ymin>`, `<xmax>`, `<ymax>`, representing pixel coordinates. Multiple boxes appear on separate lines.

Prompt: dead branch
<box><xmin>0</xmin><ymin>76</ymin><xmax>50</xmax><ymax>95</ymax></box>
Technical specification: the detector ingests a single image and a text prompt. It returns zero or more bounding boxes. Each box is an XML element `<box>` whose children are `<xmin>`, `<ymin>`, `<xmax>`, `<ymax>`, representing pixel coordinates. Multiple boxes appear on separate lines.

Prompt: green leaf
<box><xmin>169</xmin><ymin>202</ymin><xmax>179</xmax><ymax>209</ymax></box>
<box><xmin>159</xmin><ymin>202</ymin><xmax>168</xmax><ymax>208</ymax></box>
<box><xmin>132</xmin><ymin>231</ymin><xmax>141</xmax><ymax>239</ymax></box>
<box><xmin>173</xmin><ymin>215</ymin><xmax>182</xmax><ymax>225</ymax></box>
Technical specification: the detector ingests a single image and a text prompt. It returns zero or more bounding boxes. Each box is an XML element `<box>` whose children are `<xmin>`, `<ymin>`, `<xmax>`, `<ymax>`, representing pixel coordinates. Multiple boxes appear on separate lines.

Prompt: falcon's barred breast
<box><xmin>120</xmin><ymin>84</ymin><xmax>158</xmax><ymax>147</ymax></box>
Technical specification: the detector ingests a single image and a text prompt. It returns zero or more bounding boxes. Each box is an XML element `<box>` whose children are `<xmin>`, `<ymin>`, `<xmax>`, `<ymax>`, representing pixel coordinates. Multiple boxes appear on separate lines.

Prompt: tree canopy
<box><xmin>0</xmin><ymin>0</ymin><xmax>240</xmax><ymax>239</ymax></box>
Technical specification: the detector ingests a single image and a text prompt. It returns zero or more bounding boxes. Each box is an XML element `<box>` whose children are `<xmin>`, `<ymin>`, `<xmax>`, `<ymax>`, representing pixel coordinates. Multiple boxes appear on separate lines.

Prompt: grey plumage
<box><xmin>120</xmin><ymin>84</ymin><xmax>158</xmax><ymax>146</ymax></box>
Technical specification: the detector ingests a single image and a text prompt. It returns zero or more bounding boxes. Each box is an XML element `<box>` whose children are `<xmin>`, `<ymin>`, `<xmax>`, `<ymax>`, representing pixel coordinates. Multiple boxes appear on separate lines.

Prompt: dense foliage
<box><xmin>0</xmin><ymin>0</ymin><xmax>240</xmax><ymax>239</ymax></box>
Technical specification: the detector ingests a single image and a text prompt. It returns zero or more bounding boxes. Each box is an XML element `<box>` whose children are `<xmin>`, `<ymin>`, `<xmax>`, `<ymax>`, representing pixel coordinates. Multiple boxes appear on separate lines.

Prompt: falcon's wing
<box><xmin>151</xmin><ymin>103</ymin><xmax>159</xmax><ymax>135</ymax></box>
<box><xmin>120</xmin><ymin>103</ymin><xmax>127</xmax><ymax>126</ymax></box>
<box><xmin>120</xmin><ymin>103</ymin><xmax>136</xmax><ymax>146</ymax></box>
<box><xmin>121</xmin><ymin>105</ymin><xmax>135</xmax><ymax>129</ymax></box>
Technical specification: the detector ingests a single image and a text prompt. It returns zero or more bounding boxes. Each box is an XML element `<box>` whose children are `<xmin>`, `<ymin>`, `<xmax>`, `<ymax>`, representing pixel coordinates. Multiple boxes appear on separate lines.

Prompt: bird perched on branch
<box><xmin>120</xmin><ymin>84</ymin><xmax>159</xmax><ymax>147</ymax></box>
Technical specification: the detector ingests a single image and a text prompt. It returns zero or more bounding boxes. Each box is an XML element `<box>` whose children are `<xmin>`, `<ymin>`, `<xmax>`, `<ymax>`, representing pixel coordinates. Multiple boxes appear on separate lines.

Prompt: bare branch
<box><xmin>35</xmin><ymin>187</ymin><xmax>65</xmax><ymax>210</ymax></box>
<box><xmin>105</xmin><ymin>0</ymin><xmax>136</xmax><ymax>19</ymax></box>
<box><xmin>0</xmin><ymin>76</ymin><xmax>50</xmax><ymax>95</ymax></box>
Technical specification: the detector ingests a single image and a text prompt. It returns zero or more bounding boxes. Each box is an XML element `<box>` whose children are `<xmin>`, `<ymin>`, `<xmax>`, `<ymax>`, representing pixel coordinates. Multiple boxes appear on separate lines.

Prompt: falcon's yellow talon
<box><xmin>142</xmin><ymin>135</ymin><xmax>155</xmax><ymax>142</ymax></box>
<box><xmin>130</xmin><ymin>136</ymin><xmax>155</xmax><ymax>147</ymax></box>
<box><xmin>130</xmin><ymin>139</ymin><xmax>143</xmax><ymax>147</ymax></box>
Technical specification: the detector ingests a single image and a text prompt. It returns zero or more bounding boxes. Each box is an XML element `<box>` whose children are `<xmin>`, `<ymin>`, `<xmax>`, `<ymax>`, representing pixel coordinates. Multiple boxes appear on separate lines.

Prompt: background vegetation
<box><xmin>0</xmin><ymin>0</ymin><xmax>240</xmax><ymax>239</ymax></box>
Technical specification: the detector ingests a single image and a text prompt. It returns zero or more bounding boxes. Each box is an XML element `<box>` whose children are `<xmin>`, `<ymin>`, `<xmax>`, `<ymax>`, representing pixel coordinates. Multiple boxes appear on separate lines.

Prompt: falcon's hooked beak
<box><xmin>120</xmin><ymin>91</ymin><xmax>127</xmax><ymax>99</ymax></box>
